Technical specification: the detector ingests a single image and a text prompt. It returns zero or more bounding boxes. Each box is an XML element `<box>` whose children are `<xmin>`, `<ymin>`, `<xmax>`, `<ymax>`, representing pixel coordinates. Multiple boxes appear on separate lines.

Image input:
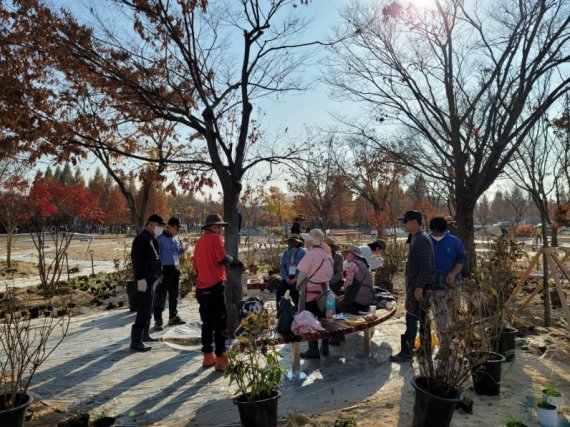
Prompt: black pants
<box><xmin>132</xmin><ymin>279</ymin><xmax>157</xmax><ymax>340</ymax></box>
<box><xmin>403</xmin><ymin>291</ymin><xmax>431</xmax><ymax>352</ymax></box>
<box><xmin>196</xmin><ymin>282</ymin><xmax>227</xmax><ymax>356</ymax></box>
<box><xmin>154</xmin><ymin>265</ymin><xmax>180</xmax><ymax>322</ymax></box>
<box><xmin>276</xmin><ymin>279</ymin><xmax>299</xmax><ymax>308</ymax></box>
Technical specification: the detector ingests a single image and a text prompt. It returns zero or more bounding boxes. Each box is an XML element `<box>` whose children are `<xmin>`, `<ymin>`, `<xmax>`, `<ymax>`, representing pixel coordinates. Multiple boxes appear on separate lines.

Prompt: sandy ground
<box><xmin>1</xmin><ymin>233</ymin><xmax>570</xmax><ymax>426</ymax></box>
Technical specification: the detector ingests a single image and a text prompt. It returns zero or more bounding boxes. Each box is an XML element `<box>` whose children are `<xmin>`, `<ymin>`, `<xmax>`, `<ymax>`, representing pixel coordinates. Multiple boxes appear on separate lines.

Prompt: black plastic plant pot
<box><xmin>233</xmin><ymin>391</ymin><xmax>280</xmax><ymax>427</ymax></box>
<box><xmin>469</xmin><ymin>351</ymin><xmax>506</xmax><ymax>396</ymax></box>
<box><xmin>499</xmin><ymin>328</ymin><xmax>518</xmax><ymax>362</ymax></box>
<box><xmin>411</xmin><ymin>377</ymin><xmax>462</xmax><ymax>427</ymax></box>
<box><xmin>0</xmin><ymin>393</ymin><xmax>33</xmax><ymax>427</ymax></box>
<box><xmin>93</xmin><ymin>416</ymin><xmax>116</xmax><ymax>427</ymax></box>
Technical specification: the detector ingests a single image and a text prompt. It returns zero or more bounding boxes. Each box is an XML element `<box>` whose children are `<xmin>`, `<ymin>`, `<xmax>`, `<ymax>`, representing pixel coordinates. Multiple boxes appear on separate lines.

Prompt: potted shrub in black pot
<box><xmin>480</xmin><ymin>236</ymin><xmax>525</xmax><ymax>363</ymax></box>
<box><xmin>462</xmin><ymin>237</ymin><xmax>524</xmax><ymax>397</ymax></box>
<box><xmin>224</xmin><ymin>308</ymin><xmax>285</xmax><ymax>427</ymax></box>
<box><xmin>412</xmin><ymin>284</ymin><xmax>488</xmax><ymax>427</ymax></box>
<box><xmin>0</xmin><ymin>290</ymin><xmax>70</xmax><ymax>426</ymax></box>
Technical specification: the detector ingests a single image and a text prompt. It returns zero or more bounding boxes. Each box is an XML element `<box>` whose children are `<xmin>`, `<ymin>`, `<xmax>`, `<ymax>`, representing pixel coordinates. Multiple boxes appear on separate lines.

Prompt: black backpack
<box><xmin>277</xmin><ymin>298</ymin><xmax>295</xmax><ymax>335</ymax></box>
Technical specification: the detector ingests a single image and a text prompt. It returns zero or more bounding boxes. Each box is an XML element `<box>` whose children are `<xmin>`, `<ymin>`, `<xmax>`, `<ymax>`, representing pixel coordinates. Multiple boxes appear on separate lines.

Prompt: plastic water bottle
<box><xmin>326</xmin><ymin>289</ymin><xmax>336</xmax><ymax>319</ymax></box>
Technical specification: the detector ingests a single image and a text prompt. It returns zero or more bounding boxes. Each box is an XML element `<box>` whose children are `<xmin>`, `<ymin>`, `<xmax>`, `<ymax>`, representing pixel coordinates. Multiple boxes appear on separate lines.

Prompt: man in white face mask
<box><xmin>130</xmin><ymin>214</ymin><xmax>166</xmax><ymax>352</ymax></box>
<box><xmin>429</xmin><ymin>216</ymin><xmax>466</xmax><ymax>355</ymax></box>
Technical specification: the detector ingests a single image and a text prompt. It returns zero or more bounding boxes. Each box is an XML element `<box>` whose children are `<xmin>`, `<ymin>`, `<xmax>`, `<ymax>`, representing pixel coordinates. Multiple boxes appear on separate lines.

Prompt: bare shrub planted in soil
<box><xmin>0</xmin><ymin>285</ymin><xmax>70</xmax><ymax>409</ymax></box>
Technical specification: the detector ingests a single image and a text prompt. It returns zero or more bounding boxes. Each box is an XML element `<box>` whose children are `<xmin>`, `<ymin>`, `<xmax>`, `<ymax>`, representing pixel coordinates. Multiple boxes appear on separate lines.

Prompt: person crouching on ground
<box><xmin>296</xmin><ymin>229</ymin><xmax>334</xmax><ymax>358</ymax></box>
<box><xmin>130</xmin><ymin>214</ymin><xmax>165</xmax><ymax>352</ymax></box>
<box><xmin>390</xmin><ymin>210</ymin><xmax>434</xmax><ymax>363</ymax></box>
<box><xmin>276</xmin><ymin>234</ymin><xmax>306</xmax><ymax>310</ymax></box>
<box><xmin>154</xmin><ymin>216</ymin><xmax>188</xmax><ymax>331</ymax></box>
<box><xmin>193</xmin><ymin>214</ymin><xmax>233</xmax><ymax>371</ymax></box>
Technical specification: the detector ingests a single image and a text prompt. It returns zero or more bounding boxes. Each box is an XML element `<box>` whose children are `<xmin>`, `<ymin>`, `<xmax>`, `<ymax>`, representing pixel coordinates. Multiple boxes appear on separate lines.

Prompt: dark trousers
<box><xmin>154</xmin><ymin>266</ymin><xmax>180</xmax><ymax>322</ymax></box>
<box><xmin>276</xmin><ymin>279</ymin><xmax>299</xmax><ymax>308</ymax></box>
<box><xmin>403</xmin><ymin>291</ymin><xmax>431</xmax><ymax>352</ymax></box>
<box><xmin>132</xmin><ymin>279</ymin><xmax>157</xmax><ymax>341</ymax></box>
<box><xmin>196</xmin><ymin>282</ymin><xmax>227</xmax><ymax>356</ymax></box>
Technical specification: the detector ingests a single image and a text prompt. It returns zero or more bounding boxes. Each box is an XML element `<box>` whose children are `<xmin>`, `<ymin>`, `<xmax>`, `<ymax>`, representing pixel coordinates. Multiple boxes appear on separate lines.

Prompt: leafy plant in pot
<box><xmin>535</xmin><ymin>395</ymin><xmax>557</xmax><ymax>427</ymax></box>
<box><xmin>0</xmin><ymin>287</ymin><xmax>70</xmax><ymax>427</ymax></box>
<box><xmin>412</xmin><ymin>283</ymin><xmax>488</xmax><ymax>427</ymax></box>
<box><xmin>224</xmin><ymin>308</ymin><xmax>285</xmax><ymax>427</ymax></box>
<box><xmin>542</xmin><ymin>382</ymin><xmax>562</xmax><ymax>410</ymax></box>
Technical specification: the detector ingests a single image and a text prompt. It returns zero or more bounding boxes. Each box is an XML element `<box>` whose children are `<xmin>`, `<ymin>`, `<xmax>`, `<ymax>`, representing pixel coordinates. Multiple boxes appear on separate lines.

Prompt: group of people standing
<box><xmin>130</xmin><ymin>213</ymin><xmax>233</xmax><ymax>373</ymax></box>
<box><xmin>130</xmin><ymin>208</ymin><xmax>464</xmax><ymax>372</ymax></box>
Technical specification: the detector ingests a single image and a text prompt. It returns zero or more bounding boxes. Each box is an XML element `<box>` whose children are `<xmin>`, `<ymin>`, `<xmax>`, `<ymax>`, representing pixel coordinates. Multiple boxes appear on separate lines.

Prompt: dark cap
<box><xmin>168</xmin><ymin>216</ymin><xmax>181</xmax><ymax>227</ymax></box>
<box><xmin>398</xmin><ymin>210</ymin><xmax>422</xmax><ymax>223</ymax></box>
<box><xmin>294</xmin><ymin>213</ymin><xmax>306</xmax><ymax>222</ymax></box>
<box><xmin>147</xmin><ymin>214</ymin><xmax>166</xmax><ymax>226</ymax></box>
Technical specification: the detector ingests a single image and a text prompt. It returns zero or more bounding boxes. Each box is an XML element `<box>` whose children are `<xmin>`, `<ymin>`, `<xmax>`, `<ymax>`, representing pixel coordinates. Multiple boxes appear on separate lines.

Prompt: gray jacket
<box><xmin>405</xmin><ymin>231</ymin><xmax>434</xmax><ymax>301</ymax></box>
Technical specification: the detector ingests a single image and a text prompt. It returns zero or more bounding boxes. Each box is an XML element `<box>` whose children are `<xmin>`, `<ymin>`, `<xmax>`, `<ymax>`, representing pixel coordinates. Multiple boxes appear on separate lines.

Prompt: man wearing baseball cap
<box><xmin>390</xmin><ymin>210</ymin><xmax>434</xmax><ymax>363</ymax></box>
<box><xmin>153</xmin><ymin>216</ymin><xmax>188</xmax><ymax>331</ymax></box>
<box><xmin>130</xmin><ymin>214</ymin><xmax>166</xmax><ymax>352</ymax></box>
<box><xmin>291</xmin><ymin>214</ymin><xmax>306</xmax><ymax>235</ymax></box>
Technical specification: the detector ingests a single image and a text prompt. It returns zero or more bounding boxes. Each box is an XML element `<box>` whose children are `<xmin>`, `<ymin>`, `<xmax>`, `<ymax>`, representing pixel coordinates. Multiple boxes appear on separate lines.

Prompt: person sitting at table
<box><xmin>324</xmin><ymin>237</ymin><xmax>344</xmax><ymax>294</ymax></box>
<box><xmin>337</xmin><ymin>246</ymin><xmax>374</xmax><ymax>314</ymax></box>
<box><xmin>330</xmin><ymin>246</ymin><xmax>375</xmax><ymax>346</ymax></box>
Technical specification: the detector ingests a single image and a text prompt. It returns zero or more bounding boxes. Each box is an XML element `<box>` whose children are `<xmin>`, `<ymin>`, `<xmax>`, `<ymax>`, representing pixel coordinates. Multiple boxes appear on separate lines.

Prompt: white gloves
<box><xmin>137</xmin><ymin>279</ymin><xmax>148</xmax><ymax>292</ymax></box>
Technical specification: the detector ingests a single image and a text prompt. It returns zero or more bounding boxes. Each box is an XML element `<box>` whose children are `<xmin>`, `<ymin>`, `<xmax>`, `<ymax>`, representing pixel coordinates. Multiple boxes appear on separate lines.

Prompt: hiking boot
<box><xmin>130</xmin><ymin>342</ymin><xmax>151</xmax><ymax>352</ymax></box>
<box><xmin>389</xmin><ymin>352</ymin><xmax>413</xmax><ymax>362</ymax></box>
<box><xmin>168</xmin><ymin>316</ymin><xmax>186</xmax><ymax>326</ymax></box>
<box><xmin>143</xmin><ymin>334</ymin><xmax>159</xmax><ymax>342</ymax></box>
<box><xmin>215</xmin><ymin>354</ymin><xmax>229</xmax><ymax>372</ymax></box>
<box><xmin>389</xmin><ymin>335</ymin><xmax>413</xmax><ymax>363</ymax></box>
<box><xmin>154</xmin><ymin>320</ymin><xmax>164</xmax><ymax>331</ymax></box>
<box><xmin>300</xmin><ymin>341</ymin><xmax>320</xmax><ymax>359</ymax></box>
<box><xmin>329</xmin><ymin>335</ymin><xmax>341</xmax><ymax>346</ymax></box>
<box><xmin>203</xmin><ymin>352</ymin><xmax>216</xmax><ymax>368</ymax></box>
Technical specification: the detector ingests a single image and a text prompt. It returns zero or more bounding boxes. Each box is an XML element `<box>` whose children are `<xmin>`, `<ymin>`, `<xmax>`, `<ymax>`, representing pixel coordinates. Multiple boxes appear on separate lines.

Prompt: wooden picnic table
<box><xmin>269</xmin><ymin>306</ymin><xmax>397</xmax><ymax>380</ymax></box>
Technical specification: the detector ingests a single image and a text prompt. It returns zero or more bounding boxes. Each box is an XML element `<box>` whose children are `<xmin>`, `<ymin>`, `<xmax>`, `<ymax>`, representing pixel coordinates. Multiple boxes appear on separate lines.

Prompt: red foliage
<box><xmin>28</xmin><ymin>178</ymin><xmax>103</xmax><ymax>223</ymax></box>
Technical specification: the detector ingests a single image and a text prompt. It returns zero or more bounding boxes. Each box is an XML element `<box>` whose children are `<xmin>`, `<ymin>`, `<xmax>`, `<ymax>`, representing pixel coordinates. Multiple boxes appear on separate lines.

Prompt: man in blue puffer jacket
<box><xmin>428</xmin><ymin>216</ymin><xmax>466</xmax><ymax>353</ymax></box>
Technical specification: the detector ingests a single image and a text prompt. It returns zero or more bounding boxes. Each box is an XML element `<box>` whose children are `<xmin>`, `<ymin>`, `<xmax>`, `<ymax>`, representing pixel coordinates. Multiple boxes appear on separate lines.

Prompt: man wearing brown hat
<box><xmin>193</xmin><ymin>214</ymin><xmax>232</xmax><ymax>371</ymax></box>
<box><xmin>130</xmin><ymin>214</ymin><xmax>166</xmax><ymax>352</ymax></box>
<box><xmin>276</xmin><ymin>234</ymin><xmax>306</xmax><ymax>308</ymax></box>
<box><xmin>390</xmin><ymin>210</ymin><xmax>434</xmax><ymax>363</ymax></box>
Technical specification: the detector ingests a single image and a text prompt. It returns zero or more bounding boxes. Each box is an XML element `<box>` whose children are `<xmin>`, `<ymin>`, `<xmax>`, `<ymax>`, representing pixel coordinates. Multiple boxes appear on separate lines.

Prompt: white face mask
<box><xmin>154</xmin><ymin>226</ymin><xmax>164</xmax><ymax>237</ymax></box>
<box><xmin>432</xmin><ymin>235</ymin><xmax>444</xmax><ymax>242</ymax></box>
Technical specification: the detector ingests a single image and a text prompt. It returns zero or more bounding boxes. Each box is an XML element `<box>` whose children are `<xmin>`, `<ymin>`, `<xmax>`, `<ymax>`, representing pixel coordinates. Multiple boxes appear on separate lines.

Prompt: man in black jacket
<box><xmin>390</xmin><ymin>210</ymin><xmax>434</xmax><ymax>362</ymax></box>
<box><xmin>130</xmin><ymin>214</ymin><xmax>165</xmax><ymax>352</ymax></box>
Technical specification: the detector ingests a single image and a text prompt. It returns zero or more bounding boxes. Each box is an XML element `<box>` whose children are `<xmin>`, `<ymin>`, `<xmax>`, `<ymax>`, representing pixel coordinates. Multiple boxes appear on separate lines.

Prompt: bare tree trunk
<box><xmin>455</xmin><ymin>196</ymin><xmax>476</xmax><ymax>274</ymax></box>
<box><xmin>541</xmin><ymin>219</ymin><xmax>551</xmax><ymax>327</ymax></box>
<box><xmin>222</xmin><ymin>181</ymin><xmax>243</xmax><ymax>336</ymax></box>
<box><xmin>6</xmin><ymin>225</ymin><xmax>13</xmax><ymax>269</ymax></box>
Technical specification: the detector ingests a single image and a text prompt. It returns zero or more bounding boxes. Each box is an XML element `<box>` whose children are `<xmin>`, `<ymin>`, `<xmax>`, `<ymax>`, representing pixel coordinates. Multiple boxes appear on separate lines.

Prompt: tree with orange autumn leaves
<box><xmin>27</xmin><ymin>177</ymin><xmax>103</xmax><ymax>293</ymax></box>
<box><xmin>336</xmin><ymin>137</ymin><xmax>407</xmax><ymax>235</ymax></box>
<box><xmin>1</xmin><ymin>0</ymin><xmax>322</xmax><ymax>257</ymax></box>
<box><xmin>0</xmin><ymin>176</ymin><xmax>32</xmax><ymax>268</ymax></box>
